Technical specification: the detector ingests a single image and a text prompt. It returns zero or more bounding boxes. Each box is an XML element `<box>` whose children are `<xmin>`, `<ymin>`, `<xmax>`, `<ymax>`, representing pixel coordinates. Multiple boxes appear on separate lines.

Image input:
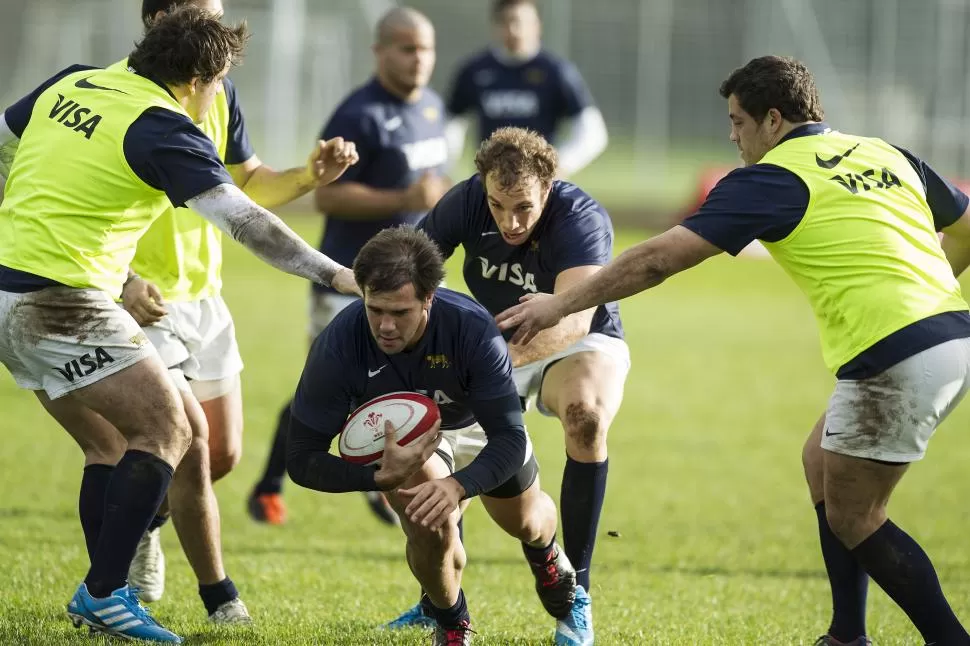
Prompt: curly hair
<box><xmin>474</xmin><ymin>127</ymin><xmax>558</xmax><ymax>191</ymax></box>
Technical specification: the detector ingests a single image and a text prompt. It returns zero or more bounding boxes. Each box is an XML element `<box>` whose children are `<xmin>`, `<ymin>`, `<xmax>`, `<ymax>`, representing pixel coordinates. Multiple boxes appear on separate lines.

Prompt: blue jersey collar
<box><xmin>778</xmin><ymin>121</ymin><xmax>830</xmax><ymax>145</ymax></box>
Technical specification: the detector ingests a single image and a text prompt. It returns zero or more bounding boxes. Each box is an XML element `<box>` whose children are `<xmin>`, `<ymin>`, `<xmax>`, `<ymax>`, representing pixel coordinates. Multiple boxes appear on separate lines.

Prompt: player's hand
<box><xmin>398</xmin><ymin>476</ymin><xmax>464</xmax><ymax>531</ymax></box>
<box><xmin>374</xmin><ymin>419</ymin><xmax>441</xmax><ymax>491</ymax></box>
<box><xmin>330</xmin><ymin>267</ymin><xmax>361</xmax><ymax>297</ymax></box>
<box><xmin>122</xmin><ymin>276</ymin><xmax>167</xmax><ymax>326</ymax></box>
<box><xmin>495</xmin><ymin>292</ymin><xmax>564</xmax><ymax>345</ymax></box>
<box><xmin>403</xmin><ymin>172</ymin><xmax>450</xmax><ymax>212</ymax></box>
<box><xmin>307</xmin><ymin>137</ymin><xmax>359</xmax><ymax>187</ymax></box>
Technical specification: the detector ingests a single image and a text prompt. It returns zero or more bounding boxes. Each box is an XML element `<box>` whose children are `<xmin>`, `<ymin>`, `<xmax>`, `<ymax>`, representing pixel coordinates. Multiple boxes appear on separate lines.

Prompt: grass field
<box><xmin>2</xmin><ymin>217</ymin><xmax>970</xmax><ymax>645</ymax></box>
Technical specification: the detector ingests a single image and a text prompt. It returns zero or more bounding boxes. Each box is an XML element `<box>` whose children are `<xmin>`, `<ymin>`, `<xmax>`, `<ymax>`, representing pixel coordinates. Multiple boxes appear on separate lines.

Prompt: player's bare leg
<box><xmin>59</xmin><ymin>355</ymin><xmax>190</xmax><ymax>641</ymax></box>
<box><xmin>540</xmin><ymin>350</ymin><xmax>625</xmax><ymax>591</ymax></box>
<box><xmin>803</xmin><ymin>413</ymin><xmax>870</xmax><ymax>645</ymax></box>
<box><xmin>386</xmin><ymin>454</ymin><xmax>470</xmax><ymax>641</ymax></box>
<box><xmin>196</xmin><ymin>378</ymin><xmax>244</xmax><ymax>482</ymax></box>
<box><xmin>824</xmin><ymin>450</ymin><xmax>969</xmax><ymax>643</ymax></box>
<box><xmin>36</xmin><ymin>394</ymin><xmax>127</xmax><ymax>561</ymax></box>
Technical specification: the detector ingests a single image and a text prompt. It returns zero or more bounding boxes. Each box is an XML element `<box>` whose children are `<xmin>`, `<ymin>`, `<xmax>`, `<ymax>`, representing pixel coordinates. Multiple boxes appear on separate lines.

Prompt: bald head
<box><xmin>373</xmin><ymin>6</ymin><xmax>435</xmax><ymax>101</ymax></box>
<box><xmin>375</xmin><ymin>6</ymin><xmax>433</xmax><ymax>45</ymax></box>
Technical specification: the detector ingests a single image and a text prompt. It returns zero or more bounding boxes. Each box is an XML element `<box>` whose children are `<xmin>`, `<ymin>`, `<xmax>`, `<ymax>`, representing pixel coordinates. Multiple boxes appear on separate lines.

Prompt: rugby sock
<box><xmin>561</xmin><ymin>457</ymin><xmax>608</xmax><ymax>591</ymax></box>
<box><xmin>84</xmin><ymin>450</ymin><xmax>173</xmax><ymax>598</ymax></box>
<box><xmin>815</xmin><ymin>502</ymin><xmax>868</xmax><ymax>641</ymax></box>
<box><xmin>429</xmin><ymin>588</ymin><xmax>469</xmax><ymax>628</ymax></box>
<box><xmin>147</xmin><ymin>513</ymin><xmax>169</xmax><ymax>532</ymax></box>
<box><xmin>79</xmin><ymin>464</ymin><xmax>114</xmax><ymax>562</ymax></box>
<box><xmin>851</xmin><ymin>519</ymin><xmax>969</xmax><ymax>643</ymax></box>
<box><xmin>199</xmin><ymin>577</ymin><xmax>239</xmax><ymax>615</ymax></box>
<box><xmin>253</xmin><ymin>401</ymin><xmax>291</xmax><ymax>495</ymax></box>
<box><xmin>522</xmin><ymin>534</ymin><xmax>557</xmax><ymax>564</ymax></box>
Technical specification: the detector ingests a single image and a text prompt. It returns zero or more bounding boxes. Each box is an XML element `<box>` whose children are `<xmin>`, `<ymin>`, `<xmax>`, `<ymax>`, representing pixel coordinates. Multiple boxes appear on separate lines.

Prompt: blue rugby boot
<box><xmin>67</xmin><ymin>582</ymin><xmax>182</xmax><ymax>643</ymax></box>
<box><xmin>555</xmin><ymin>585</ymin><xmax>593</xmax><ymax>646</ymax></box>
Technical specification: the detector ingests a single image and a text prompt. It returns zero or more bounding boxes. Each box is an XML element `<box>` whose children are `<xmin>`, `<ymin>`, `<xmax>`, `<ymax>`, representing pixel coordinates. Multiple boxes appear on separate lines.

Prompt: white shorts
<box><xmin>309</xmin><ymin>291</ymin><xmax>359</xmax><ymax>340</ymax></box>
<box><xmin>0</xmin><ymin>287</ymin><xmax>156</xmax><ymax>399</ymax></box>
<box><xmin>142</xmin><ymin>295</ymin><xmax>242</xmax><ymax>399</ymax></box>
<box><xmin>436</xmin><ymin>422</ymin><xmax>538</xmax><ymax>498</ymax></box>
<box><xmin>822</xmin><ymin>338</ymin><xmax>970</xmax><ymax>462</ymax></box>
<box><xmin>512</xmin><ymin>333</ymin><xmax>631</xmax><ymax>416</ymax></box>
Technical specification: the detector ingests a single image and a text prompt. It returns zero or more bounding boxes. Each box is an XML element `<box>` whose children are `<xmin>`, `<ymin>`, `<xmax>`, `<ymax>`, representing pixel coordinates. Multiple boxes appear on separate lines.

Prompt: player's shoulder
<box><xmin>533</xmin><ymin>49</ymin><xmax>580</xmax><ymax>75</ymax></box>
<box><xmin>433</xmin><ymin>288</ymin><xmax>494</xmax><ymax>329</ymax></box>
<box><xmin>312</xmin><ymin>298</ymin><xmax>366</xmax><ymax>354</ymax></box>
<box><xmin>548</xmin><ymin>180</ymin><xmax>610</xmax><ymax>223</ymax></box>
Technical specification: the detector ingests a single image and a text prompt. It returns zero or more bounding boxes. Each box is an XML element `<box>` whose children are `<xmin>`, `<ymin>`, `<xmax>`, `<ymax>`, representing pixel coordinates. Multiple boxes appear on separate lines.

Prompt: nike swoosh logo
<box><xmin>823</xmin><ymin>429</ymin><xmax>843</xmax><ymax>437</ymax></box>
<box><xmin>815</xmin><ymin>143</ymin><xmax>860</xmax><ymax>169</ymax></box>
<box><xmin>74</xmin><ymin>77</ymin><xmax>127</xmax><ymax>93</ymax></box>
<box><xmin>367</xmin><ymin>365</ymin><xmax>387</xmax><ymax>378</ymax></box>
<box><xmin>481</xmin><ymin>231</ymin><xmax>499</xmax><ymax>236</ymax></box>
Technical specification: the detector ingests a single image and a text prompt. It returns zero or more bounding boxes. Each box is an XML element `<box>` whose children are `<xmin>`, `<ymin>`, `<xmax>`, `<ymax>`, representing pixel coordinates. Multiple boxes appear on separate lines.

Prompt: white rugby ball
<box><xmin>338</xmin><ymin>391</ymin><xmax>440</xmax><ymax>465</ymax></box>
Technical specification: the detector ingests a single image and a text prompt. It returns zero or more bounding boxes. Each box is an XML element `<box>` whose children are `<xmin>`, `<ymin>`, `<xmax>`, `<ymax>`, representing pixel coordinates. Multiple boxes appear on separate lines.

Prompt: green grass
<box><xmin>2</xmin><ymin>217</ymin><xmax>970</xmax><ymax>644</ymax></box>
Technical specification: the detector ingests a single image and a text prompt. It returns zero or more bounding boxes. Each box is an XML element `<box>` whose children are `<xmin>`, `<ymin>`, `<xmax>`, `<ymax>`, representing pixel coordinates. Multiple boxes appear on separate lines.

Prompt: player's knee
<box><xmin>824</xmin><ymin>501</ymin><xmax>870</xmax><ymax>546</ymax></box>
<box><xmin>563</xmin><ymin>400</ymin><xmax>609</xmax><ymax>454</ymax></box>
<box><xmin>407</xmin><ymin>517</ymin><xmax>459</xmax><ymax>553</ymax></box>
<box><xmin>209</xmin><ymin>443</ymin><xmax>241</xmax><ymax>482</ymax></box>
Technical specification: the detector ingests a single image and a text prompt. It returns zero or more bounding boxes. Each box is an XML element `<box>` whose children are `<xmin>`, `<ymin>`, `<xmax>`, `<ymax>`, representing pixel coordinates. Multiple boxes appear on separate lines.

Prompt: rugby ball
<box><xmin>338</xmin><ymin>391</ymin><xmax>440</xmax><ymax>465</ymax></box>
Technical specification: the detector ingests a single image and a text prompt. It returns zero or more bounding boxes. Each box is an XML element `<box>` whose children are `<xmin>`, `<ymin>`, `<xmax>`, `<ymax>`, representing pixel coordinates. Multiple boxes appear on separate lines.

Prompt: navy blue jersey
<box><xmin>316</xmin><ymin>78</ymin><xmax>448</xmax><ymax>290</ymax></box>
<box><xmin>291</xmin><ymin>288</ymin><xmax>527</xmax><ymax>497</ymax></box>
<box><xmin>681</xmin><ymin>122</ymin><xmax>970</xmax><ymax>378</ymax></box>
<box><xmin>447</xmin><ymin>49</ymin><xmax>593</xmax><ymax>144</ymax></box>
<box><xmin>419</xmin><ymin>176</ymin><xmax>623</xmax><ymax>340</ymax></box>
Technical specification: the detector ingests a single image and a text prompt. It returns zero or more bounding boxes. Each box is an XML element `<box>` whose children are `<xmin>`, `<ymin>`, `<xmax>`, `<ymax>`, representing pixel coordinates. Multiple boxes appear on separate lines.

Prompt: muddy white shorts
<box><xmin>822</xmin><ymin>338</ymin><xmax>970</xmax><ymax>462</ymax></box>
<box><xmin>142</xmin><ymin>295</ymin><xmax>242</xmax><ymax>399</ymax></box>
<box><xmin>512</xmin><ymin>332</ymin><xmax>631</xmax><ymax>415</ymax></box>
<box><xmin>0</xmin><ymin>287</ymin><xmax>156</xmax><ymax>399</ymax></box>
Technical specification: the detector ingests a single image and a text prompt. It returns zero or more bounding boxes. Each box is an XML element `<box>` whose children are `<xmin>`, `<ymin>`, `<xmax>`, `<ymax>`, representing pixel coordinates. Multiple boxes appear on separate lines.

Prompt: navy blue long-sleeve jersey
<box><xmin>287</xmin><ymin>288</ymin><xmax>527</xmax><ymax>499</ymax></box>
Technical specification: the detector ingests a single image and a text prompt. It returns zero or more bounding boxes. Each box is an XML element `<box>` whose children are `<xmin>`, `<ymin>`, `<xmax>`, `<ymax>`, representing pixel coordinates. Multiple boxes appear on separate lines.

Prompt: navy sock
<box><xmin>851</xmin><ymin>520</ymin><xmax>969</xmax><ymax>644</ymax></box>
<box><xmin>147</xmin><ymin>514</ymin><xmax>169</xmax><ymax>532</ymax></box>
<box><xmin>815</xmin><ymin>502</ymin><xmax>868</xmax><ymax>641</ymax></box>
<box><xmin>561</xmin><ymin>457</ymin><xmax>608</xmax><ymax>591</ymax></box>
<box><xmin>199</xmin><ymin>577</ymin><xmax>238</xmax><ymax>615</ymax></box>
<box><xmin>79</xmin><ymin>464</ymin><xmax>114</xmax><ymax>563</ymax></box>
<box><xmin>254</xmin><ymin>401</ymin><xmax>290</xmax><ymax>495</ymax></box>
<box><xmin>84</xmin><ymin>450</ymin><xmax>173</xmax><ymax>598</ymax></box>
<box><xmin>429</xmin><ymin>589</ymin><xmax>469</xmax><ymax>628</ymax></box>
<box><xmin>522</xmin><ymin>535</ymin><xmax>557</xmax><ymax>564</ymax></box>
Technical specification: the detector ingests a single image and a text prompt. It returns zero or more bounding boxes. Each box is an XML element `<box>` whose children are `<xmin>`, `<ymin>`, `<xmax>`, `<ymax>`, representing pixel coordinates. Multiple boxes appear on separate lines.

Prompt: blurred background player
<box><xmin>0</xmin><ymin>7</ymin><xmax>357</xmax><ymax>642</ymax></box>
<box><xmin>65</xmin><ymin>0</ymin><xmax>360</xmax><ymax>623</ymax></box>
<box><xmin>248</xmin><ymin>6</ymin><xmax>449</xmax><ymax>526</ymax></box>
<box><xmin>496</xmin><ymin>55</ymin><xmax>970</xmax><ymax>646</ymax></box>
<box><xmin>387</xmin><ymin>127</ymin><xmax>629</xmax><ymax>645</ymax></box>
<box><xmin>444</xmin><ymin>0</ymin><xmax>607</xmax><ymax>178</ymax></box>
<box><xmin>286</xmin><ymin>227</ymin><xmax>584</xmax><ymax>646</ymax></box>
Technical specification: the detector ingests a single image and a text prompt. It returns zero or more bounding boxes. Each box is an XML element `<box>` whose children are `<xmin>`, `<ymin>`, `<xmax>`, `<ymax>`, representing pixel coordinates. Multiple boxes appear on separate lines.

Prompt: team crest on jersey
<box><xmin>129</xmin><ymin>332</ymin><xmax>149</xmax><ymax>347</ymax></box>
<box><xmin>530</xmin><ymin>240</ymin><xmax>539</xmax><ymax>251</ymax></box>
<box><xmin>525</xmin><ymin>68</ymin><xmax>546</xmax><ymax>84</ymax></box>
<box><xmin>425</xmin><ymin>354</ymin><xmax>450</xmax><ymax>369</ymax></box>
<box><xmin>422</xmin><ymin>106</ymin><xmax>440</xmax><ymax>122</ymax></box>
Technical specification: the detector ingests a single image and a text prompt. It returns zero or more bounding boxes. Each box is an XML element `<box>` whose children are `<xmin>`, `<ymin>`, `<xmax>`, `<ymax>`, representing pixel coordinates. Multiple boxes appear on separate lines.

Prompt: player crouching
<box><xmin>285</xmin><ymin>227</ymin><xmax>589</xmax><ymax>645</ymax></box>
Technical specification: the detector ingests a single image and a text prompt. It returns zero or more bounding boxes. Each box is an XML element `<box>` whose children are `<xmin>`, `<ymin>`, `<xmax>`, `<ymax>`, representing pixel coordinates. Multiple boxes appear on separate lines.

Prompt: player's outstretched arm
<box><xmin>507</xmin><ymin>265</ymin><xmax>598</xmax><ymax>367</ymax></box>
<box><xmin>941</xmin><ymin>205</ymin><xmax>970</xmax><ymax>277</ymax></box>
<box><xmin>497</xmin><ymin>225</ymin><xmax>722</xmax><ymax>344</ymax></box>
<box><xmin>186</xmin><ymin>183</ymin><xmax>359</xmax><ymax>294</ymax></box>
<box><xmin>227</xmin><ymin>137</ymin><xmax>359</xmax><ymax>209</ymax></box>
